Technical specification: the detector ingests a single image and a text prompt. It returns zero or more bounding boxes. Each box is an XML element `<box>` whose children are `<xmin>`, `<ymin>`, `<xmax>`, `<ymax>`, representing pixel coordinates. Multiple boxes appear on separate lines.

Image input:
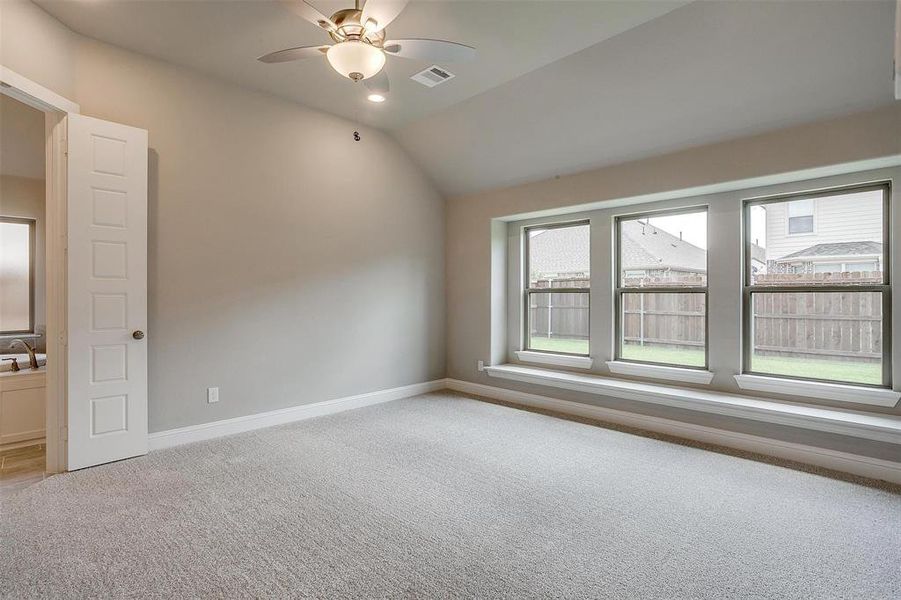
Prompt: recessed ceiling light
<box><xmin>367</xmin><ymin>94</ymin><xmax>386</xmax><ymax>103</ymax></box>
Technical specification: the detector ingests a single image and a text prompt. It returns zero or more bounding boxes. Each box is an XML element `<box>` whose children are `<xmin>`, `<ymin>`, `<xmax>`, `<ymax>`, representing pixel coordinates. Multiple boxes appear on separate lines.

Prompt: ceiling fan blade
<box><xmin>361</xmin><ymin>0</ymin><xmax>409</xmax><ymax>32</ymax></box>
<box><xmin>279</xmin><ymin>0</ymin><xmax>337</xmax><ymax>31</ymax></box>
<box><xmin>258</xmin><ymin>45</ymin><xmax>330</xmax><ymax>64</ymax></box>
<box><xmin>383</xmin><ymin>39</ymin><xmax>476</xmax><ymax>62</ymax></box>
<box><xmin>364</xmin><ymin>70</ymin><xmax>390</xmax><ymax>94</ymax></box>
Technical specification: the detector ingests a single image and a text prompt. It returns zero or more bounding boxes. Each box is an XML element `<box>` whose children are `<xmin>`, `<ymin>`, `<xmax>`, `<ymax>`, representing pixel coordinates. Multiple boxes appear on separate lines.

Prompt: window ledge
<box><xmin>606</xmin><ymin>361</ymin><xmax>714</xmax><ymax>385</ymax></box>
<box><xmin>515</xmin><ymin>351</ymin><xmax>593</xmax><ymax>370</ymax></box>
<box><xmin>483</xmin><ymin>364</ymin><xmax>901</xmax><ymax>444</ymax></box>
<box><xmin>734</xmin><ymin>374</ymin><xmax>900</xmax><ymax>408</ymax></box>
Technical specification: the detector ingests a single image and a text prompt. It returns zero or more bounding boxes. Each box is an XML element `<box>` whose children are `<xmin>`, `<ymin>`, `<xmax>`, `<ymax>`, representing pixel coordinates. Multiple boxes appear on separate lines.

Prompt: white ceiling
<box><xmin>0</xmin><ymin>94</ymin><xmax>45</xmax><ymax>180</ymax></box>
<box><xmin>35</xmin><ymin>0</ymin><xmax>684</xmax><ymax>130</ymax></box>
<box><xmin>34</xmin><ymin>0</ymin><xmax>900</xmax><ymax>198</ymax></box>
<box><xmin>395</xmin><ymin>0</ymin><xmax>899</xmax><ymax>197</ymax></box>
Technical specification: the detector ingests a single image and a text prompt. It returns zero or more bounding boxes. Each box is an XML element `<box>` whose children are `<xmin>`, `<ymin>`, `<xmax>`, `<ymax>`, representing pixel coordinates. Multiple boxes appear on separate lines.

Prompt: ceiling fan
<box><xmin>258</xmin><ymin>0</ymin><xmax>476</xmax><ymax>100</ymax></box>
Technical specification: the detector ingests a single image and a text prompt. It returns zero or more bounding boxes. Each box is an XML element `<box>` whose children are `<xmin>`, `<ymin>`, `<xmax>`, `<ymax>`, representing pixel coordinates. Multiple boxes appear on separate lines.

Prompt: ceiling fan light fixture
<box><xmin>326</xmin><ymin>40</ymin><xmax>386</xmax><ymax>81</ymax></box>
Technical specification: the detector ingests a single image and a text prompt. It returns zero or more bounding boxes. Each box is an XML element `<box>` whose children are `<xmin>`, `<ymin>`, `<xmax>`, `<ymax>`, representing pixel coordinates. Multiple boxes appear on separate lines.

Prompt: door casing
<box><xmin>1</xmin><ymin>65</ymin><xmax>78</xmax><ymax>473</ymax></box>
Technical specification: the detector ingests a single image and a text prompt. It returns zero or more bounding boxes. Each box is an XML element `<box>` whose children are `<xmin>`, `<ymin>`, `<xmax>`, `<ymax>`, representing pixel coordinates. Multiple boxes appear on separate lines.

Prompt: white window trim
<box><xmin>606</xmin><ymin>360</ymin><xmax>714</xmax><ymax>385</ymax></box>
<box><xmin>734</xmin><ymin>374</ymin><xmax>900</xmax><ymax>408</ymax></box>
<box><xmin>506</xmin><ymin>169</ymin><xmax>900</xmax><ymax>412</ymax></box>
<box><xmin>614</xmin><ymin>207</ymin><xmax>710</xmax><ymax>371</ymax></box>
<box><xmin>484</xmin><ymin>364</ymin><xmax>901</xmax><ymax>444</ymax></box>
<box><xmin>515</xmin><ymin>350</ymin><xmax>593</xmax><ymax>370</ymax></box>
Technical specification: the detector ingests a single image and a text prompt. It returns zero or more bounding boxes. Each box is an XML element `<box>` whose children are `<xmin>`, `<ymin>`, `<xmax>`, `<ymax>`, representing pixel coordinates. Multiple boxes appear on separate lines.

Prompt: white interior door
<box><xmin>67</xmin><ymin>114</ymin><xmax>148</xmax><ymax>471</ymax></box>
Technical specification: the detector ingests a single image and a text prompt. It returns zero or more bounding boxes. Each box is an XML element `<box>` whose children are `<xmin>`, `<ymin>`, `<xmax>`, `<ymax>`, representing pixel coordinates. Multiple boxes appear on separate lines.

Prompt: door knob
<box><xmin>132</xmin><ymin>330</ymin><xmax>145</xmax><ymax>340</ymax></box>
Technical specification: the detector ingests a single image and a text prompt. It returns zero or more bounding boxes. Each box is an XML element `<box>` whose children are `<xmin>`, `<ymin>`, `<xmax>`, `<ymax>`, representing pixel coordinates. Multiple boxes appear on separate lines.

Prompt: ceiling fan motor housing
<box><xmin>327</xmin><ymin>9</ymin><xmax>386</xmax><ymax>47</ymax></box>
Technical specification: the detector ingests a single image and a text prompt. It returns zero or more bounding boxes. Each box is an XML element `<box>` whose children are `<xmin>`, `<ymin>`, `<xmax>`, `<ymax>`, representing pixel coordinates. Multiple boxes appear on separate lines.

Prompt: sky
<box><xmin>643</xmin><ymin>211</ymin><xmax>708</xmax><ymax>249</ymax></box>
<box><xmin>644</xmin><ymin>207</ymin><xmax>769</xmax><ymax>250</ymax></box>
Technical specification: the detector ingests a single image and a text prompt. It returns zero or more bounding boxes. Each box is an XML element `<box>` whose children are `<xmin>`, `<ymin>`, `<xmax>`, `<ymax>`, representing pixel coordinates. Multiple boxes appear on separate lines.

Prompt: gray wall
<box><xmin>0</xmin><ymin>0</ymin><xmax>76</xmax><ymax>99</ymax></box>
<box><xmin>4</xmin><ymin>0</ymin><xmax>901</xmax><ymax>460</ymax></box>
<box><xmin>448</xmin><ymin>105</ymin><xmax>901</xmax><ymax>461</ymax></box>
<box><xmin>1</xmin><ymin>94</ymin><xmax>46</xmax><ymax>179</ymax></box>
<box><xmin>3</xmin><ymin>0</ymin><xmax>446</xmax><ymax>432</ymax></box>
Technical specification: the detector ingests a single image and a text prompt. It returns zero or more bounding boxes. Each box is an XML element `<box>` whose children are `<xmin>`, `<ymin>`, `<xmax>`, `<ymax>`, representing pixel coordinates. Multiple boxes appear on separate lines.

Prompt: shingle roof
<box><xmin>528</xmin><ymin>225</ymin><xmax>590</xmax><ymax>277</ymax></box>
<box><xmin>528</xmin><ymin>220</ymin><xmax>707</xmax><ymax>279</ymax></box>
<box><xmin>620</xmin><ymin>220</ymin><xmax>706</xmax><ymax>273</ymax></box>
<box><xmin>778</xmin><ymin>241</ymin><xmax>883</xmax><ymax>261</ymax></box>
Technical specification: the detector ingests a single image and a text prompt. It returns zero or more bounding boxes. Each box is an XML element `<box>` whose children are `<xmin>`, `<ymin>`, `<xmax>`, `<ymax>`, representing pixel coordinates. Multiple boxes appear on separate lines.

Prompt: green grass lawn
<box><xmin>528</xmin><ymin>338</ymin><xmax>881</xmax><ymax>385</ymax></box>
<box><xmin>625</xmin><ymin>345</ymin><xmax>880</xmax><ymax>384</ymax></box>
<box><xmin>621</xmin><ymin>344</ymin><xmax>705</xmax><ymax>367</ymax></box>
<box><xmin>528</xmin><ymin>337</ymin><xmax>589</xmax><ymax>355</ymax></box>
<box><xmin>749</xmin><ymin>354</ymin><xmax>880</xmax><ymax>385</ymax></box>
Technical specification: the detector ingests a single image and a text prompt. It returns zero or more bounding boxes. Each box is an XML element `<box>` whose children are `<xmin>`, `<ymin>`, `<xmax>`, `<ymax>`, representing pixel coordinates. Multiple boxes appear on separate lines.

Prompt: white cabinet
<box><xmin>0</xmin><ymin>370</ymin><xmax>46</xmax><ymax>448</ymax></box>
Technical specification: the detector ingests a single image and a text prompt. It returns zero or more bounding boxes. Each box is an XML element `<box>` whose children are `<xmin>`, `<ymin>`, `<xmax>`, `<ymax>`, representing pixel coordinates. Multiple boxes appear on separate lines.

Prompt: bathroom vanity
<box><xmin>0</xmin><ymin>368</ymin><xmax>46</xmax><ymax>450</ymax></box>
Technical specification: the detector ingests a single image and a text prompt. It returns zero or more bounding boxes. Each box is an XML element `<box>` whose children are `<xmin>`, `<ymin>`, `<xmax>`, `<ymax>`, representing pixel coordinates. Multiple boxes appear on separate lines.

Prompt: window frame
<box><xmin>522</xmin><ymin>219</ymin><xmax>591</xmax><ymax>357</ymax></box>
<box><xmin>742</xmin><ymin>182</ymin><xmax>892</xmax><ymax>389</ymax></box>
<box><xmin>0</xmin><ymin>216</ymin><xmax>36</xmax><ymax>335</ymax></box>
<box><xmin>613</xmin><ymin>206</ymin><xmax>709</xmax><ymax>371</ymax></box>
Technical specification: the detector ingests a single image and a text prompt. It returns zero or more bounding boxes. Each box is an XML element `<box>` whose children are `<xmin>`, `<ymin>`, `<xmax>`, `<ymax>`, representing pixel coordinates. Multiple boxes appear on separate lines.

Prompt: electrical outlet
<box><xmin>207</xmin><ymin>387</ymin><xmax>219</xmax><ymax>403</ymax></box>
<box><xmin>477</xmin><ymin>360</ymin><xmax>485</xmax><ymax>372</ymax></box>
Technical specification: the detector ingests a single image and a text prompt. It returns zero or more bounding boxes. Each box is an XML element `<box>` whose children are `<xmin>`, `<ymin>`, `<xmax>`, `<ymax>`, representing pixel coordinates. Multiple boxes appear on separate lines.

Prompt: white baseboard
<box><xmin>148</xmin><ymin>376</ymin><xmax>900</xmax><ymax>485</ymax></box>
<box><xmin>0</xmin><ymin>437</ymin><xmax>46</xmax><ymax>453</ymax></box>
<box><xmin>446</xmin><ymin>378</ymin><xmax>901</xmax><ymax>485</ymax></box>
<box><xmin>149</xmin><ymin>379</ymin><xmax>447</xmax><ymax>451</ymax></box>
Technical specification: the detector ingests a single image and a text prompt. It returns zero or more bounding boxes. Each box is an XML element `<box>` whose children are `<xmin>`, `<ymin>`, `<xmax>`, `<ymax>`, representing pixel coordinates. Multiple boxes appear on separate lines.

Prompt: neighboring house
<box><xmin>529</xmin><ymin>220</ymin><xmax>708</xmax><ymax>283</ymax></box>
<box><xmin>529</xmin><ymin>225</ymin><xmax>590</xmax><ymax>282</ymax></box>
<box><xmin>762</xmin><ymin>193</ymin><xmax>883</xmax><ymax>274</ymax></box>
<box><xmin>774</xmin><ymin>241</ymin><xmax>883</xmax><ymax>274</ymax></box>
<box><xmin>619</xmin><ymin>219</ymin><xmax>705</xmax><ymax>278</ymax></box>
<box><xmin>750</xmin><ymin>242</ymin><xmax>766</xmax><ymax>275</ymax></box>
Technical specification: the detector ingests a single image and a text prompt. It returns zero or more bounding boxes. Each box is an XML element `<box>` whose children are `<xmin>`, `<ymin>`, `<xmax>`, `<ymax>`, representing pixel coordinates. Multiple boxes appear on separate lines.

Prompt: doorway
<box><xmin>0</xmin><ymin>93</ymin><xmax>47</xmax><ymax>494</ymax></box>
<box><xmin>1</xmin><ymin>65</ymin><xmax>149</xmax><ymax>482</ymax></box>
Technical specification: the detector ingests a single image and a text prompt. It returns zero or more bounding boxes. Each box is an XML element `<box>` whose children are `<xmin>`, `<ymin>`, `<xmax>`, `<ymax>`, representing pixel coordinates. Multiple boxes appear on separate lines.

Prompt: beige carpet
<box><xmin>2</xmin><ymin>392</ymin><xmax>899</xmax><ymax>598</ymax></box>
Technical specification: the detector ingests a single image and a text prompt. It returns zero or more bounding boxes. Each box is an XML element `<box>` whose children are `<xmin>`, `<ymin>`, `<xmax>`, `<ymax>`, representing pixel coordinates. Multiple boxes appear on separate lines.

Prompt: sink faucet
<box><xmin>10</xmin><ymin>339</ymin><xmax>39</xmax><ymax>370</ymax></box>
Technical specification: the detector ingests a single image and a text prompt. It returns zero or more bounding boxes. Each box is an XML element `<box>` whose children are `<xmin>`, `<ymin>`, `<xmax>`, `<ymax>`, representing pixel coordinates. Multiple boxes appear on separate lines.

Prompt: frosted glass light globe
<box><xmin>326</xmin><ymin>41</ymin><xmax>386</xmax><ymax>81</ymax></box>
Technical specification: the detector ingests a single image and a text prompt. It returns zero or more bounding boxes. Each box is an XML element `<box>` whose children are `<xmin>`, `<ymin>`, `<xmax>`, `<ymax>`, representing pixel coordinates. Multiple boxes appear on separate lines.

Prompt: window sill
<box><xmin>734</xmin><ymin>374</ymin><xmax>900</xmax><ymax>408</ymax></box>
<box><xmin>483</xmin><ymin>364</ymin><xmax>901</xmax><ymax>444</ymax></box>
<box><xmin>515</xmin><ymin>351</ymin><xmax>593</xmax><ymax>370</ymax></box>
<box><xmin>606</xmin><ymin>361</ymin><xmax>714</xmax><ymax>385</ymax></box>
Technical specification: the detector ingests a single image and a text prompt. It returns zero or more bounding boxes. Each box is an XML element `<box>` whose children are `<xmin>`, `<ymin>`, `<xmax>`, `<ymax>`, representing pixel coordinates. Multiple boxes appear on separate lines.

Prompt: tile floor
<box><xmin>0</xmin><ymin>444</ymin><xmax>46</xmax><ymax>498</ymax></box>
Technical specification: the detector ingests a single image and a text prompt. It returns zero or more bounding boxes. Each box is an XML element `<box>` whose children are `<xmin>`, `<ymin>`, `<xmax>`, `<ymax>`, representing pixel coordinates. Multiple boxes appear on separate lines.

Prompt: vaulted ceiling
<box><xmin>394</xmin><ymin>0</ymin><xmax>899</xmax><ymax>196</ymax></box>
<box><xmin>35</xmin><ymin>0</ymin><xmax>685</xmax><ymax>129</ymax></box>
<box><xmin>36</xmin><ymin>0</ymin><xmax>899</xmax><ymax>197</ymax></box>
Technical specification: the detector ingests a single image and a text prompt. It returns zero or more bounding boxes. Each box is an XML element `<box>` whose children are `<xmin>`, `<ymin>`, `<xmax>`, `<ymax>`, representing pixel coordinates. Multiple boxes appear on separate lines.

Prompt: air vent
<box><xmin>410</xmin><ymin>65</ymin><xmax>455</xmax><ymax>88</ymax></box>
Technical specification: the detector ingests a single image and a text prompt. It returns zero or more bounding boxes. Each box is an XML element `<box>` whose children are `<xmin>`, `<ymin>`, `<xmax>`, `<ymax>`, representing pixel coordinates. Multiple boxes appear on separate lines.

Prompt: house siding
<box><xmin>763</xmin><ymin>191</ymin><xmax>883</xmax><ymax>262</ymax></box>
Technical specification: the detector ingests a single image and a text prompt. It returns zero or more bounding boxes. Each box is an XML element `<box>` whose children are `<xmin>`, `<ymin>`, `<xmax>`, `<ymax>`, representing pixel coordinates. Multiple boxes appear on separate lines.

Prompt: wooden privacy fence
<box><xmin>751</xmin><ymin>289</ymin><xmax>882</xmax><ymax>362</ymax></box>
<box><xmin>530</xmin><ymin>275</ymin><xmax>883</xmax><ymax>362</ymax></box>
<box><xmin>621</xmin><ymin>292</ymin><xmax>705</xmax><ymax>349</ymax></box>
<box><xmin>529</xmin><ymin>278</ymin><xmax>589</xmax><ymax>341</ymax></box>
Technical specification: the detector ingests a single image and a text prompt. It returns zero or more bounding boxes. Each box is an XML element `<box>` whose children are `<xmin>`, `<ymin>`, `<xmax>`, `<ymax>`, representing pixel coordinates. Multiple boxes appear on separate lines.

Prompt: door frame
<box><xmin>1</xmin><ymin>66</ymin><xmax>79</xmax><ymax>473</ymax></box>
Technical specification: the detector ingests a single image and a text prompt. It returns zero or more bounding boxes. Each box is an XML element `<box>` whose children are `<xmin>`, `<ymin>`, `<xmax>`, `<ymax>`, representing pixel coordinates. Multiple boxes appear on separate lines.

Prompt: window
<box><xmin>0</xmin><ymin>217</ymin><xmax>35</xmax><ymax>334</ymax></box>
<box><xmin>524</xmin><ymin>222</ymin><xmax>589</xmax><ymax>356</ymax></box>
<box><xmin>744</xmin><ymin>184</ymin><xmax>890</xmax><ymax>387</ymax></box>
<box><xmin>787</xmin><ymin>198</ymin><xmax>814</xmax><ymax>234</ymax></box>
<box><xmin>615</xmin><ymin>208</ymin><xmax>708</xmax><ymax>369</ymax></box>
<box><xmin>846</xmin><ymin>261</ymin><xmax>879</xmax><ymax>273</ymax></box>
<box><xmin>812</xmin><ymin>262</ymin><xmax>842</xmax><ymax>274</ymax></box>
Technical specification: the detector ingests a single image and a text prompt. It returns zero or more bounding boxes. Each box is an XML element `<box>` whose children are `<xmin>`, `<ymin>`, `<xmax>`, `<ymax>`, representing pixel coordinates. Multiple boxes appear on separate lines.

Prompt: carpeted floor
<box><xmin>1</xmin><ymin>392</ymin><xmax>899</xmax><ymax>599</ymax></box>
